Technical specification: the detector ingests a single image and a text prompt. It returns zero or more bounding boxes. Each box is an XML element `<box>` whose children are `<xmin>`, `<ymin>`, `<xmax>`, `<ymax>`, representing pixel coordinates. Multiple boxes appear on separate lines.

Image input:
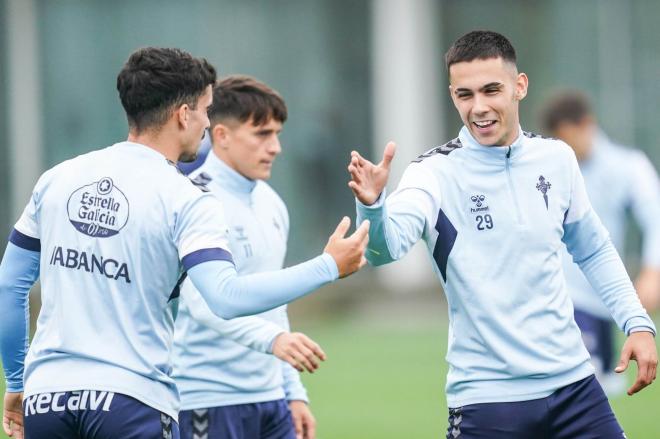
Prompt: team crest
<box><xmin>67</xmin><ymin>177</ymin><xmax>129</xmax><ymax>237</ymax></box>
<box><xmin>536</xmin><ymin>175</ymin><xmax>551</xmax><ymax>209</ymax></box>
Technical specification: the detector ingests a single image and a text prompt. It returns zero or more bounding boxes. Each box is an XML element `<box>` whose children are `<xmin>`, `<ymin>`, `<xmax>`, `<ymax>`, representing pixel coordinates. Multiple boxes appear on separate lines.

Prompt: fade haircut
<box><xmin>539</xmin><ymin>90</ymin><xmax>592</xmax><ymax>134</ymax></box>
<box><xmin>208</xmin><ymin>75</ymin><xmax>287</xmax><ymax>128</ymax></box>
<box><xmin>445</xmin><ymin>30</ymin><xmax>517</xmax><ymax>71</ymax></box>
<box><xmin>117</xmin><ymin>47</ymin><xmax>217</xmax><ymax>132</ymax></box>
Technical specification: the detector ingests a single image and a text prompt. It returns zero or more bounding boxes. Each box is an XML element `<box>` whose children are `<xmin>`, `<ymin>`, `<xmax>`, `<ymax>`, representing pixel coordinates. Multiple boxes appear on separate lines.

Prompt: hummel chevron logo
<box><xmin>193</xmin><ymin>408</ymin><xmax>209</xmax><ymax>439</ymax></box>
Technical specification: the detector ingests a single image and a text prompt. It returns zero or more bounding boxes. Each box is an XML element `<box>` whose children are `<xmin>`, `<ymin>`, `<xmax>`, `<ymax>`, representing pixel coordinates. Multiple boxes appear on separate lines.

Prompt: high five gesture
<box><xmin>347</xmin><ymin>142</ymin><xmax>396</xmax><ymax>205</ymax></box>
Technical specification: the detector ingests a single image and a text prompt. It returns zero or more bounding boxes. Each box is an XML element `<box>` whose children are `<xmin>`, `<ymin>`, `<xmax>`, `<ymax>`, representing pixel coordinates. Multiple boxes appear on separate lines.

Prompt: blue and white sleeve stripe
<box><xmin>181</xmin><ymin>247</ymin><xmax>233</xmax><ymax>271</ymax></box>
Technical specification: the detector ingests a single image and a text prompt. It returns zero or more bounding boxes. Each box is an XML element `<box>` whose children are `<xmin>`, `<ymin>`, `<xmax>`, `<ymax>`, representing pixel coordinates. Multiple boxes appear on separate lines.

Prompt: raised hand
<box><xmin>272</xmin><ymin>332</ymin><xmax>326</xmax><ymax>373</ymax></box>
<box><xmin>347</xmin><ymin>142</ymin><xmax>396</xmax><ymax>205</ymax></box>
<box><xmin>614</xmin><ymin>331</ymin><xmax>658</xmax><ymax>395</ymax></box>
<box><xmin>323</xmin><ymin>217</ymin><xmax>369</xmax><ymax>278</ymax></box>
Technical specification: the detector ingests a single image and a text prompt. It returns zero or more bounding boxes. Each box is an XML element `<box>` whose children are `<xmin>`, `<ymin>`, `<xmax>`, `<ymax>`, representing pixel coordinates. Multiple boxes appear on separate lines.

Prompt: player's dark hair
<box><xmin>116</xmin><ymin>47</ymin><xmax>217</xmax><ymax>132</ymax></box>
<box><xmin>208</xmin><ymin>75</ymin><xmax>287</xmax><ymax>127</ymax></box>
<box><xmin>539</xmin><ymin>90</ymin><xmax>592</xmax><ymax>134</ymax></box>
<box><xmin>445</xmin><ymin>30</ymin><xmax>517</xmax><ymax>70</ymax></box>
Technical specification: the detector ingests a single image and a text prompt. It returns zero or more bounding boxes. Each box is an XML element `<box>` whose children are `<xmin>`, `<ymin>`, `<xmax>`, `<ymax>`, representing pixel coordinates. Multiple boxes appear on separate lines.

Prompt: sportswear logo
<box><xmin>24</xmin><ymin>391</ymin><xmax>115</xmax><ymax>416</ymax></box>
<box><xmin>447</xmin><ymin>407</ymin><xmax>462</xmax><ymax>438</ymax></box>
<box><xmin>50</xmin><ymin>245</ymin><xmax>131</xmax><ymax>283</ymax></box>
<box><xmin>469</xmin><ymin>195</ymin><xmax>489</xmax><ymax>213</ymax></box>
<box><xmin>192</xmin><ymin>408</ymin><xmax>209</xmax><ymax>439</ymax></box>
<box><xmin>536</xmin><ymin>175</ymin><xmax>552</xmax><ymax>209</ymax></box>
<box><xmin>67</xmin><ymin>177</ymin><xmax>129</xmax><ymax>237</ymax></box>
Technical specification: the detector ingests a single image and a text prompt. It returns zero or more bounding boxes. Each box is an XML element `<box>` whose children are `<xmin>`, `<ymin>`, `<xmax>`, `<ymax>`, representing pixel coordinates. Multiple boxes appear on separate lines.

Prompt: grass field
<box><xmin>1</xmin><ymin>315</ymin><xmax>659</xmax><ymax>438</ymax></box>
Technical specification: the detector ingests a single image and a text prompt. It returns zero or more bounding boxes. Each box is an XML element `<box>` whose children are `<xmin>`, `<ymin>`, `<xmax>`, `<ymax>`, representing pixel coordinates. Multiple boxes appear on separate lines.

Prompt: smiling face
<box><xmin>213</xmin><ymin>117</ymin><xmax>283</xmax><ymax>181</ymax></box>
<box><xmin>449</xmin><ymin>57</ymin><xmax>528</xmax><ymax>146</ymax></box>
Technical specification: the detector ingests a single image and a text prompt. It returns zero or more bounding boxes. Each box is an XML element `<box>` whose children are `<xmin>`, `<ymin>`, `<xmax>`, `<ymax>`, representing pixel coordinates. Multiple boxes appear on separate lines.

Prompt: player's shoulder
<box><xmin>411</xmin><ymin>137</ymin><xmax>464</xmax><ymax>165</ymax></box>
<box><xmin>523</xmin><ymin>131</ymin><xmax>576</xmax><ymax>161</ymax></box>
<box><xmin>32</xmin><ymin>147</ymin><xmax>114</xmax><ymax>191</ymax></box>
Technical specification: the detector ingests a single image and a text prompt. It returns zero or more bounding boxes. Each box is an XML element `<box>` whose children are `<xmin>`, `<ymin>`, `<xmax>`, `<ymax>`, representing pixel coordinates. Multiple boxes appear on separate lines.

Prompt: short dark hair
<box><xmin>116</xmin><ymin>47</ymin><xmax>217</xmax><ymax>132</ymax></box>
<box><xmin>445</xmin><ymin>30</ymin><xmax>517</xmax><ymax>70</ymax></box>
<box><xmin>208</xmin><ymin>75</ymin><xmax>287</xmax><ymax>127</ymax></box>
<box><xmin>539</xmin><ymin>90</ymin><xmax>592</xmax><ymax>134</ymax></box>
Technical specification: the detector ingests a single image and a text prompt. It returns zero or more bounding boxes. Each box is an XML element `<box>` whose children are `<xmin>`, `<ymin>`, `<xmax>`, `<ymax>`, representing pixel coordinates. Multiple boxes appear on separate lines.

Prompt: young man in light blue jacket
<box><xmin>348</xmin><ymin>30</ymin><xmax>657</xmax><ymax>438</ymax></box>
<box><xmin>173</xmin><ymin>76</ymin><xmax>319</xmax><ymax>439</ymax></box>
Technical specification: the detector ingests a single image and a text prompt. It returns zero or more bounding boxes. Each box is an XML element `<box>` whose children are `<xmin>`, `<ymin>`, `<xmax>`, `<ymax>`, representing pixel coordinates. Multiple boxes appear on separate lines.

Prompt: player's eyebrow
<box><xmin>480</xmin><ymin>82</ymin><xmax>503</xmax><ymax>91</ymax></box>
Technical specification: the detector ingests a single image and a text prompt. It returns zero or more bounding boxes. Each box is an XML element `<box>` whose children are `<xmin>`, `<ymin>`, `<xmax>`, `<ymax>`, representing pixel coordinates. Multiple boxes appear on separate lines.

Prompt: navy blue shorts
<box><xmin>23</xmin><ymin>390</ymin><xmax>179</xmax><ymax>439</ymax></box>
<box><xmin>446</xmin><ymin>375</ymin><xmax>624</xmax><ymax>438</ymax></box>
<box><xmin>179</xmin><ymin>399</ymin><xmax>295</xmax><ymax>439</ymax></box>
<box><xmin>574</xmin><ymin>309</ymin><xmax>615</xmax><ymax>374</ymax></box>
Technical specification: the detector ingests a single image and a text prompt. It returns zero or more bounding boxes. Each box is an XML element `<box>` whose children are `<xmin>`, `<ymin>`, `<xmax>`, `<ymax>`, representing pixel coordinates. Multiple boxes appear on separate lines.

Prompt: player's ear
<box><xmin>212</xmin><ymin>123</ymin><xmax>230</xmax><ymax>149</ymax></box>
<box><xmin>515</xmin><ymin>73</ymin><xmax>528</xmax><ymax>101</ymax></box>
<box><xmin>175</xmin><ymin>104</ymin><xmax>189</xmax><ymax>129</ymax></box>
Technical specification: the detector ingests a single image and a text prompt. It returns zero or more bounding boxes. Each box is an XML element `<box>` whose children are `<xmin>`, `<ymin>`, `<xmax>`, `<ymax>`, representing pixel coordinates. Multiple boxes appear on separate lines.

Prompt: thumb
<box><xmin>331</xmin><ymin>216</ymin><xmax>351</xmax><ymax>239</ymax></box>
<box><xmin>615</xmin><ymin>349</ymin><xmax>631</xmax><ymax>373</ymax></box>
<box><xmin>380</xmin><ymin>141</ymin><xmax>396</xmax><ymax>169</ymax></box>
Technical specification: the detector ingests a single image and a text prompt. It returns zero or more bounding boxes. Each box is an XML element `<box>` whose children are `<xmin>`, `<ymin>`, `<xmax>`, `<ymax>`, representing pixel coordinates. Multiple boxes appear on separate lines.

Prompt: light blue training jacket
<box><xmin>357</xmin><ymin>126</ymin><xmax>656</xmax><ymax>408</ymax></box>
<box><xmin>173</xmin><ymin>151</ymin><xmax>308</xmax><ymax>409</ymax></box>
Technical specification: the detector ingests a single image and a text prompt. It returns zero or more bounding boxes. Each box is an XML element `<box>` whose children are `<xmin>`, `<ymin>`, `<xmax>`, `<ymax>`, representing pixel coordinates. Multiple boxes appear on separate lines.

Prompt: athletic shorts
<box><xmin>179</xmin><ymin>399</ymin><xmax>295</xmax><ymax>439</ymax></box>
<box><xmin>446</xmin><ymin>375</ymin><xmax>625</xmax><ymax>438</ymax></box>
<box><xmin>23</xmin><ymin>390</ymin><xmax>179</xmax><ymax>439</ymax></box>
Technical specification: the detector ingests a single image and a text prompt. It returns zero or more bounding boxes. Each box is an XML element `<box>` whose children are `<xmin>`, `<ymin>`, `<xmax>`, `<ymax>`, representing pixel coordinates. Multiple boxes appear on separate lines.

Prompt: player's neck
<box><xmin>127</xmin><ymin>128</ymin><xmax>180</xmax><ymax>162</ymax></box>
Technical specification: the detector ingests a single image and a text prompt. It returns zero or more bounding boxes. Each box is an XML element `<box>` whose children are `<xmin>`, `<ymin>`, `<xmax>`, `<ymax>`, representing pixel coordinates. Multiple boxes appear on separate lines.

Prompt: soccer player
<box><xmin>539</xmin><ymin>90</ymin><xmax>660</xmax><ymax>394</ymax></box>
<box><xmin>347</xmin><ymin>31</ymin><xmax>657</xmax><ymax>438</ymax></box>
<box><xmin>0</xmin><ymin>47</ymin><xmax>369</xmax><ymax>438</ymax></box>
<box><xmin>173</xmin><ymin>76</ymin><xmax>319</xmax><ymax>439</ymax></box>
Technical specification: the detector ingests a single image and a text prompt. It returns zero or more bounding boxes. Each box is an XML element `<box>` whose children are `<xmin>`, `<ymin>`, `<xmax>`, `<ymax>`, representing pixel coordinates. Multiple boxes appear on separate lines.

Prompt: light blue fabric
<box><xmin>357</xmin><ymin>126</ymin><xmax>655</xmax><ymax>407</ymax></box>
<box><xmin>1</xmin><ymin>141</ymin><xmax>336</xmax><ymax>419</ymax></box>
<box><xmin>173</xmin><ymin>152</ymin><xmax>318</xmax><ymax>409</ymax></box>
<box><xmin>0</xmin><ymin>242</ymin><xmax>40</xmax><ymax>391</ymax></box>
<box><xmin>562</xmin><ymin>132</ymin><xmax>660</xmax><ymax>318</ymax></box>
<box><xmin>187</xmin><ymin>256</ymin><xmax>337</xmax><ymax>320</ymax></box>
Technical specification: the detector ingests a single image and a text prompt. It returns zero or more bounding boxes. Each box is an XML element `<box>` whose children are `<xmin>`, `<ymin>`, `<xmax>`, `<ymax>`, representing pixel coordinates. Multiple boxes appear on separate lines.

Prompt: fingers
<box><xmin>3</xmin><ymin>416</ymin><xmax>11</xmax><ymax>436</ymax></box>
<box><xmin>628</xmin><ymin>360</ymin><xmax>650</xmax><ymax>395</ymax></box>
<box><xmin>351</xmin><ymin>219</ymin><xmax>370</xmax><ymax>242</ymax></box>
<box><xmin>331</xmin><ymin>216</ymin><xmax>351</xmax><ymax>240</ymax></box>
<box><xmin>300</xmin><ymin>334</ymin><xmax>327</xmax><ymax>362</ymax></box>
<box><xmin>379</xmin><ymin>141</ymin><xmax>397</xmax><ymax>169</ymax></box>
<box><xmin>614</xmin><ymin>347</ymin><xmax>631</xmax><ymax>374</ymax></box>
<box><xmin>305</xmin><ymin>414</ymin><xmax>317</xmax><ymax>439</ymax></box>
<box><xmin>275</xmin><ymin>333</ymin><xmax>326</xmax><ymax>373</ymax></box>
<box><xmin>292</xmin><ymin>411</ymin><xmax>303</xmax><ymax>439</ymax></box>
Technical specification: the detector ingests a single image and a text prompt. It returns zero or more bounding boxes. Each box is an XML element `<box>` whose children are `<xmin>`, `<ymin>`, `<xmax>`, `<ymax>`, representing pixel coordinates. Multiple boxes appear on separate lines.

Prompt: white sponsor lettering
<box><xmin>35</xmin><ymin>393</ymin><xmax>51</xmax><ymax>414</ymax></box>
<box><xmin>51</xmin><ymin>393</ymin><xmax>66</xmax><ymax>412</ymax></box>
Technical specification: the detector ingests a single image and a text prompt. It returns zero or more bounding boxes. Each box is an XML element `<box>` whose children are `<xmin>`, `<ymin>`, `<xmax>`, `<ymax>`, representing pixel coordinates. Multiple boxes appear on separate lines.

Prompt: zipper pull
<box><xmin>506</xmin><ymin>146</ymin><xmax>512</xmax><ymax>159</ymax></box>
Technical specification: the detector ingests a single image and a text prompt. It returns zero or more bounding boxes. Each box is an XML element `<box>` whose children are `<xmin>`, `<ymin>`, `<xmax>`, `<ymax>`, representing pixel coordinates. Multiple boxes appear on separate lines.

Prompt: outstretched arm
<box><xmin>348</xmin><ymin>143</ymin><xmax>436</xmax><ymax>266</ymax></box>
<box><xmin>187</xmin><ymin>217</ymin><xmax>369</xmax><ymax>319</ymax></box>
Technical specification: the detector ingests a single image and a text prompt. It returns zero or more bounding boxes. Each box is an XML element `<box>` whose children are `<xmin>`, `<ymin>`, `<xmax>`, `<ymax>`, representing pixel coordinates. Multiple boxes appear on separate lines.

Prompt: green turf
<box><xmin>1</xmin><ymin>317</ymin><xmax>659</xmax><ymax>438</ymax></box>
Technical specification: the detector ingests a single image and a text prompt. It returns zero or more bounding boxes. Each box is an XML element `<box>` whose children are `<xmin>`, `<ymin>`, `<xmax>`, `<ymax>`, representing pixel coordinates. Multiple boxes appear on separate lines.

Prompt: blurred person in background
<box><xmin>173</xmin><ymin>76</ymin><xmax>318</xmax><ymax>439</ymax></box>
<box><xmin>347</xmin><ymin>30</ymin><xmax>657</xmax><ymax>438</ymax></box>
<box><xmin>540</xmin><ymin>89</ymin><xmax>660</xmax><ymax>395</ymax></box>
<box><xmin>0</xmin><ymin>47</ymin><xmax>368</xmax><ymax>439</ymax></box>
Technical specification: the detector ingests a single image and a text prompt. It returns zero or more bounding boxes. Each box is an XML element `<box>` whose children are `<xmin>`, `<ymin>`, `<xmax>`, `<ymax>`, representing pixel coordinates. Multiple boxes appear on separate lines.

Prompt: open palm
<box><xmin>347</xmin><ymin>142</ymin><xmax>396</xmax><ymax>205</ymax></box>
